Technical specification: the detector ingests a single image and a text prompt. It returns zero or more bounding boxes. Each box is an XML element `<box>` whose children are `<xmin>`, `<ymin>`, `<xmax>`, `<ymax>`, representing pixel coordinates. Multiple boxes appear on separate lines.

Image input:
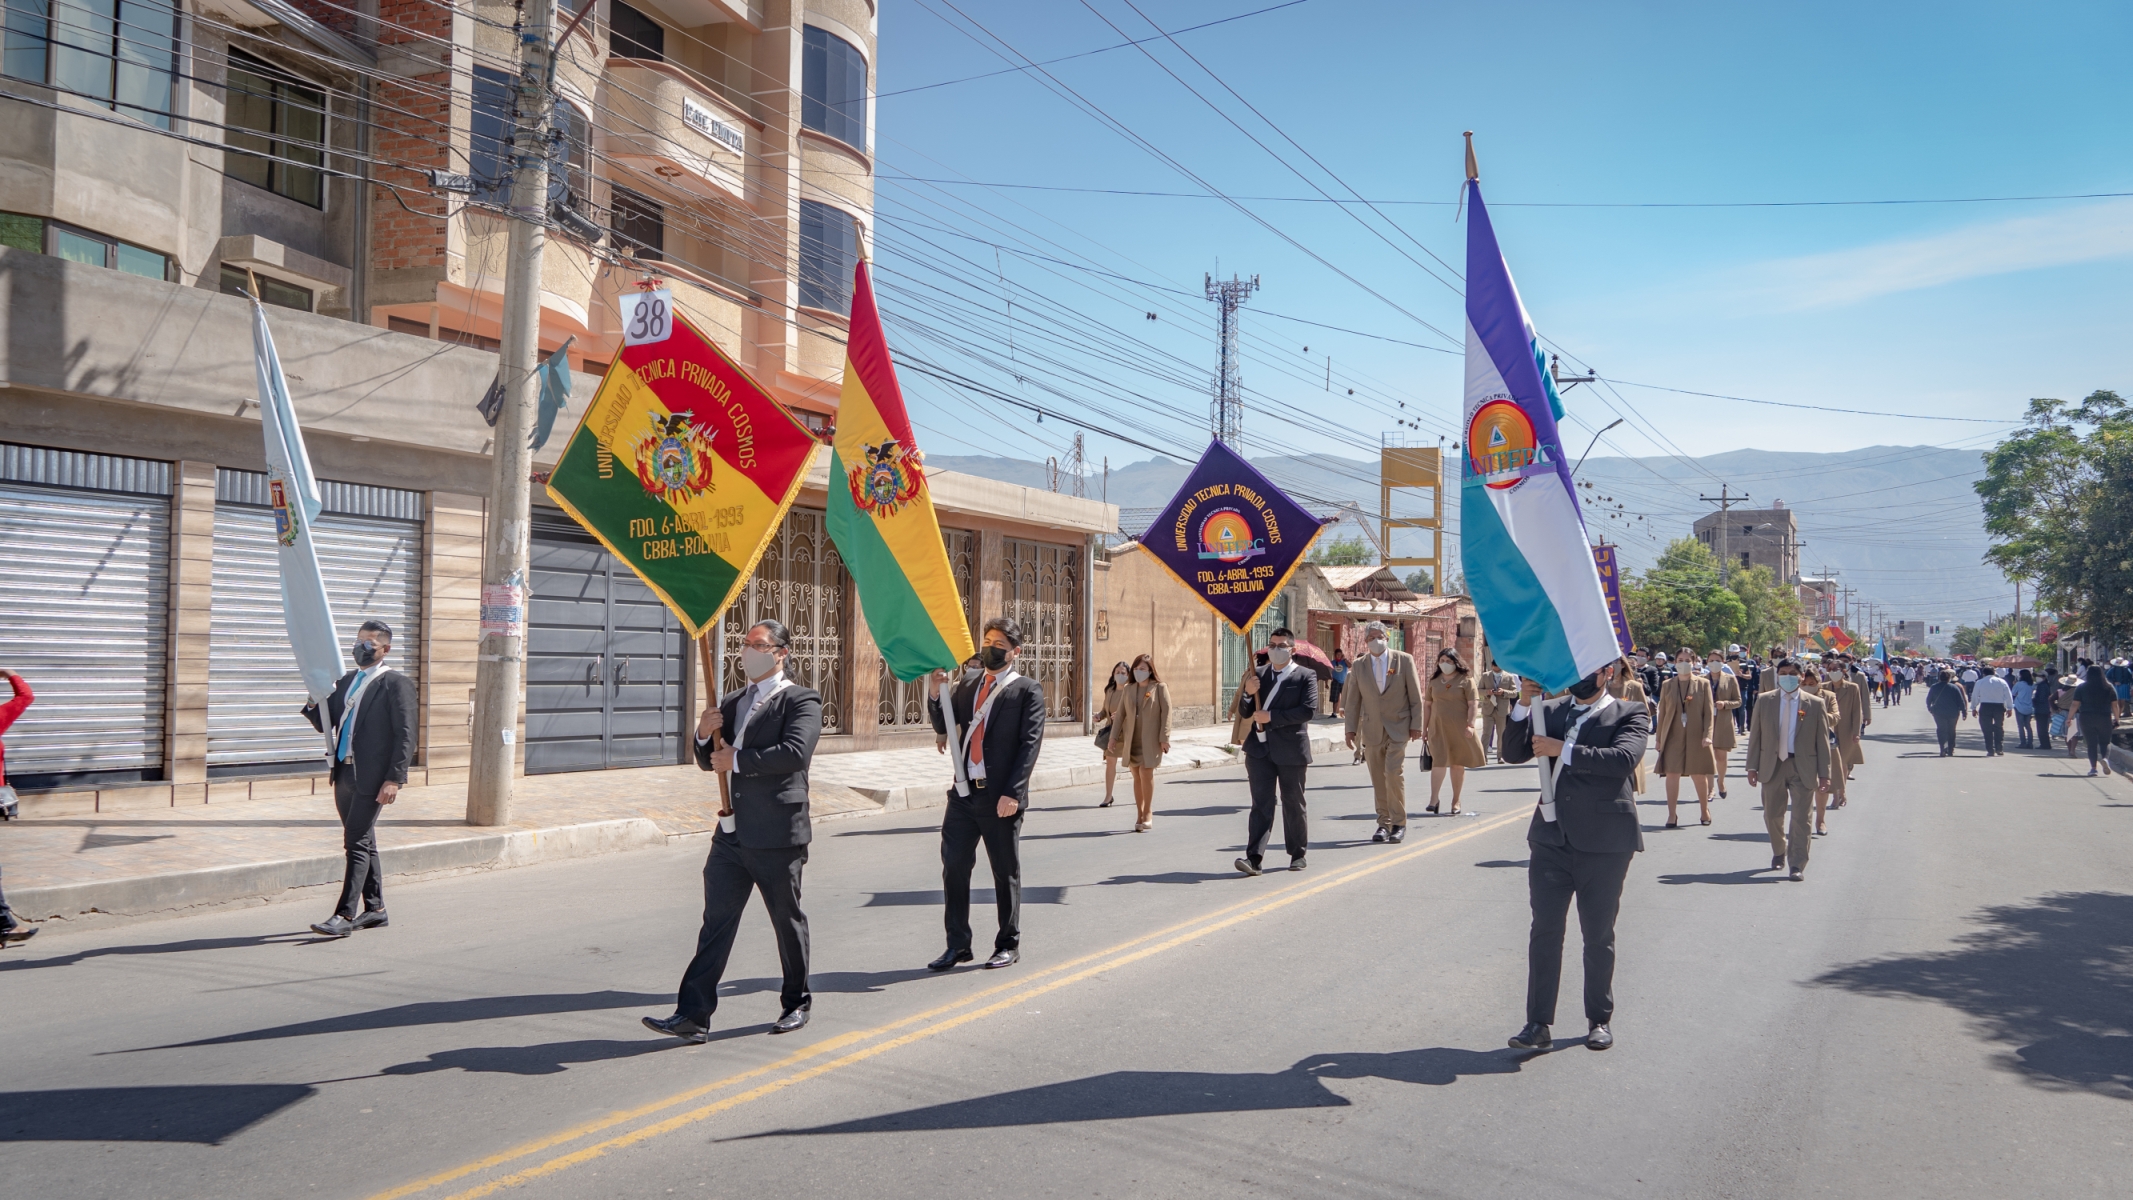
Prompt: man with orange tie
<box><xmin>928</xmin><ymin>617</ymin><xmax>1047</xmax><ymax>970</ymax></box>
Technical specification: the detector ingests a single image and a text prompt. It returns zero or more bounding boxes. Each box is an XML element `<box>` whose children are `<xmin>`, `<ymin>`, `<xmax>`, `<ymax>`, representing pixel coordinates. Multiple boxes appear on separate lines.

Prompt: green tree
<box><xmin>1977</xmin><ymin>390</ymin><xmax>2133</xmax><ymax>650</ymax></box>
<box><xmin>1619</xmin><ymin>538</ymin><xmax>1749</xmax><ymax>653</ymax></box>
<box><xmin>1403</xmin><ymin>568</ymin><xmax>1434</xmax><ymax>594</ymax></box>
<box><xmin>1310</xmin><ymin>535</ymin><xmax>1372</xmax><ymax>566</ymax></box>
<box><xmin>1726</xmin><ymin>563</ymin><xmax>1801</xmax><ymax>655</ymax></box>
<box><xmin>1950</xmin><ymin>625</ymin><xmax>1984</xmax><ymax>656</ymax></box>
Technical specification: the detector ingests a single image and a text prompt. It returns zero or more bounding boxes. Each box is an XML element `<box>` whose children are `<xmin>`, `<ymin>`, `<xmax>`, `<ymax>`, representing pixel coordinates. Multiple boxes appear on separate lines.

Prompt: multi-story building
<box><xmin>1692</xmin><ymin>501</ymin><xmax>1799</xmax><ymax>583</ymax></box>
<box><xmin>0</xmin><ymin>0</ymin><xmax>1111</xmax><ymax>813</ymax></box>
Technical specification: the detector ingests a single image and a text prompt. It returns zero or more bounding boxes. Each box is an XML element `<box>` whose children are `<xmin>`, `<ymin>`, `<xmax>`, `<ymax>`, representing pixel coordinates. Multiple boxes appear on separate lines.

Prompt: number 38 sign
<box><xmin>623</xmin><ymin>288</ymin><xmax>673</xmax><ymax>347</ymax></box>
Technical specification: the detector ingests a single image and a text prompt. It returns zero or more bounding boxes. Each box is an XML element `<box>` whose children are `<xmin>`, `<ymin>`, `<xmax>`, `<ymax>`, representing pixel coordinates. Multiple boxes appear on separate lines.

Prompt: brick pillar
<box><xmin>165</xmin><ymin>461</ymin><xmax>216</xmax><ymax>803</ymax></box>
<box><xmin>421</xmin><ymin>491</ymin><xmax>484</xmax><ymax>787</ymax></box>
<box><xmin>368</xmin><ymin>0</ymin><xmax>457</xmax><ymax>307</ymax></box>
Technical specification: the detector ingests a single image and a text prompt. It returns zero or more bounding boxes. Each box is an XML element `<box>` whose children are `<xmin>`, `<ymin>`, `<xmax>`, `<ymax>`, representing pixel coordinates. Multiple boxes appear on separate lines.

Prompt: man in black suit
<box><xmin>301</xmin><ymin>619</ymin><xmax>418</xmax><ymax>938</ymax></box>
<box><xmin>1499</xmin><ymin>661</ymin><xmax>1650</xmax><ymax>1052</ymax></box>
<box><xmin>1233</xmin><ymin>627</ymin><xmax>1320</xmax><ymax>877</ymax></box>
<box><xmin>645</xmin><ymin>619</ymin><xmax>823</xmax><ymax>1043</ymax></box>
<box><xmin>927</xmin><ymin>616</ymin><xmax>1046</xmax><ymax>970</ymax></box>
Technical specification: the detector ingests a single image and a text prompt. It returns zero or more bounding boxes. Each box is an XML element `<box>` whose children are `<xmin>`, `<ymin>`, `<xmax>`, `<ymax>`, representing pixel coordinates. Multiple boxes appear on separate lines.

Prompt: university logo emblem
<box><xmin>632</xmin><ymin>411</ymin><xmax>716</xmax><ymax>504</ymax></box>
<box><xmin>1195</xmin><ymin>506</ymin><xmax>1264</xmax><ymax>563</ymax></box>
<box><xmin>1468</xmin><ymin>398</ymin><xmax>1540</xmax><ymax>490</ymax></box>
<box><xmin>269</xmin><ymin>478</ymin><xmax>299</xmax><ymax>546</ymax></box>
<box><xmin>846</xmin><ymin>438</ymin><xmax>926</xmax><ymax>517</ymax></box>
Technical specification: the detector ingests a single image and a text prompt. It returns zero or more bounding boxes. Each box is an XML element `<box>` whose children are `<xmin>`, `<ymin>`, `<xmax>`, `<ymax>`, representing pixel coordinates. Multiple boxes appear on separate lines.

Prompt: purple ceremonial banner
<box><xmin>1139</xmin><ymin>439</ymin><xmax>1329</xmax><ymax>635</ymax></box>
<box><xmin>1591</xmin><ymin>544</ymin><xmax>1634</xmax><ymax>656</ymax></box>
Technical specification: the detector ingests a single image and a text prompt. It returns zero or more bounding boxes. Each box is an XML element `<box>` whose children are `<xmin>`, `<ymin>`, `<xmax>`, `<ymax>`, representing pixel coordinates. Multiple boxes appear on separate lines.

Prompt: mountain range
<box><xmin>928</xmin><ymin>443</ymin><xmax>2007</xmax><ymax>630</ymax></box>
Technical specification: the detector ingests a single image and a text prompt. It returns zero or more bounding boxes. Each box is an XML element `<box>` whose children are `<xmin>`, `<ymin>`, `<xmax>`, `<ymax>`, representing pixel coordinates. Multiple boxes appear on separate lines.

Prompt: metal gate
<box><xmin>205</xmin><ymin>470</ymin><xmax>424</xmax><ymax>772</ymax></box>
<box><xmin>526</xmin><ymin>513</ymin><xmax>688</xmax><ymax>773</ymax></box>
<box><xmin>1004</xmin><ymin>537</ymin><xmax>1082</xmax><ymax>721</ymax></box>
<box><xmin>720</xmin><ymin>507</ymin><xmax>847</xmax><ymax>733</ymax></box>
<box><xmin>0</xmin><ymin>445</ymin><xmax>171</xmax><ymax>789</ymax></box>
<box><xmin>1219</xmin><ymin>592</ymin><xmax>1291</xmax><ymax>718</ymax></box>
<box><xmin>879</xmin><ymin>527</ymin><xmax>974</xmax><ymax>728</ymax></box>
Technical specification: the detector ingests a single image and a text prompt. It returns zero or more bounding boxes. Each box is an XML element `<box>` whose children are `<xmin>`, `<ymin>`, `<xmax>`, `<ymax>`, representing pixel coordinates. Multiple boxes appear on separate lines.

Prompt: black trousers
<box><xmin>675</xmin><ymin>837</ymin><xmax>810</xmax><ymax>1021</ymax></box>
<box><xmin>1526</xmin><ymin>839</ymin><xmax>1633</xmax><ymax>1027</ymax></box>
<box><xmin>1933</xmin><ymin>713</ymin><xmax>1959</xmax><ymax>755</ymax></box>
<box><xmin>2080</xmin><ymin>718</ymin><xmax>2113</xmax><ymax>770</ymax></box>
<box><xmin>333</xmin><ymin>771</ymin><xmax>385</xmax><ymax>919</ymax></box>
<box><xmin>942</xmin><ymin>785</ymin><xmax>1023</xmax><ymax>953</ymax></box>
<box><xmin>1978</xmin><ymin>703</ymin><xmax>2006</xmax><ymax>754</ymax></box>
<box><xmin>1243</xmin><ymin>754</ymin><xmax>1308</xmax><ymax>864</ymax></box>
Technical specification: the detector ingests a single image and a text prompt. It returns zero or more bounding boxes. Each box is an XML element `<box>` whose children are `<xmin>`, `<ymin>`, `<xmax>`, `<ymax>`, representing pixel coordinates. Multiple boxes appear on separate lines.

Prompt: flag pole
<box><xmin>696</xmin><ymin>635</ymin><xmax>731</xmax><ymax>816</ymax></box>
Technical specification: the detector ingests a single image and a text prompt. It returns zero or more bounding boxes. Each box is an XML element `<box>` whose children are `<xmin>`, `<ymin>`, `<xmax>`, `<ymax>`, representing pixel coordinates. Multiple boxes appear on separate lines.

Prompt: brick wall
<box><xmin>370</xmin><ymin>0</ymin><xmax>456</xmax><ymax>275</ymax></box>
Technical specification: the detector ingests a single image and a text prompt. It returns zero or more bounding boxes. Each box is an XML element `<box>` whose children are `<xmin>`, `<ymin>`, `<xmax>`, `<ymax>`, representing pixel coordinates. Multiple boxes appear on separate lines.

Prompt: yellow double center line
<box><xmin>372</xmin><ymin>808</ymin><xmax>1526</xmax><ymax>1200</ymax></box>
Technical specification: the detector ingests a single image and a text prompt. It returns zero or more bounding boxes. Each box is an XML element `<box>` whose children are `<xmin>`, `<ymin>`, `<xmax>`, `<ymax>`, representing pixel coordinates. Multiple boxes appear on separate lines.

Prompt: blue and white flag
<box><xmin>1459</xmin><ymin>179</ymin><xmax>1619</xmax><ymax>693</ymax></box>
<box><xmin>252</xmin><ymin>298</ymin><xmax>345</xmax><ymax>706</ymax></box>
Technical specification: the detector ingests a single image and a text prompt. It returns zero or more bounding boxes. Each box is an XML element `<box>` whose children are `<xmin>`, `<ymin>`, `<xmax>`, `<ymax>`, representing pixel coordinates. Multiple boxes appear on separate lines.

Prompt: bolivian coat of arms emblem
<box><xmin>632</xmin><ymin>411</ymin><xmax>716</xmax><ymax>504</ymax></box>
<box><xmin>846</xmin><ymin>438</ymin><xmax>925</xmax><ymax>518</ymax></box>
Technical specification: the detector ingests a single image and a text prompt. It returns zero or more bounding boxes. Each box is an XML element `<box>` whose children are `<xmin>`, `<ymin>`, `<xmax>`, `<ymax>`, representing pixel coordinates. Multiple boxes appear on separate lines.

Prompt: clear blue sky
<box><xmin>866</xmin><ymin>0</ymin><xmax>2127</xmax><ymax>613</ymax></box>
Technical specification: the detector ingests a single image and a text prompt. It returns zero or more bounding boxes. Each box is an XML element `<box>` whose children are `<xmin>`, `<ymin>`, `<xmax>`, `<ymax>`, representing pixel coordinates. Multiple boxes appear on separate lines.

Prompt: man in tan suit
<box><xmin>1344</xmin><ymin>621</ymin><xmax>1424</xmax><ymax>843</ymax></box>
<box><xmin>1478</xmin><ymin>664</ymin><xmax>1518</xmax><ymax>762</ymax></box>
<box><xmin>1826</xmin><ymin>654</ymin><xmax>1868</xmax><ymax>808</ymax></box>
<box><xmin>1744</xmin><ymin>658</ymin><xmax>1831</xmax><ymax>881</ymax></box>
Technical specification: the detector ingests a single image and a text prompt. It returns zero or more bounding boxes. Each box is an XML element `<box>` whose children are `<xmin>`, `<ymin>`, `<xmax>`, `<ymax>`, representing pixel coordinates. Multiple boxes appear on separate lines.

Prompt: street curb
<box><xmin>11</xmin><ymin>818</ymin><xmax>666</xmax><ymax>925</ymax></box>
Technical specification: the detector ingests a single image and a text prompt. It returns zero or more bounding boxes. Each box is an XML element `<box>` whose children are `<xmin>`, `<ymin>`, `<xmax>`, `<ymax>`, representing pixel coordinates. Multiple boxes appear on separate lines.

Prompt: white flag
<box><xmin>252</xmin><ymin>299</ymin><xmax>345</xmax><ymax>705</ymax></box>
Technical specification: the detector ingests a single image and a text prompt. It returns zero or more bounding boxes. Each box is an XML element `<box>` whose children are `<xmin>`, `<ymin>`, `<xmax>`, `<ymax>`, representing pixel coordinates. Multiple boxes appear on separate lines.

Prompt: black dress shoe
<box><xmin>642</xmin><ymin>1014</ymin><xmax>710</xmax><ymax>1043</ymax></box>
<box><xmin>1288</xmin><ymin>857</ymin><xmax>1307</xmax><ymax>871</ymax></box>
<box><xmin>1372</xmin><ymin>827</ymin><xmax>1388</xmax><ymax>843</ymax></box>
<box><xmin>770</xmin><ymin>1005</ymin><xmax>810</xmax><ymax>1034</ymax></box>
<box><xmin>927</xmin><ymin>947</ymin><xmax>974</xmax><ymax>971</ymax></box>
<box><xmin>1771</xmin><ymin>854</ymin><xmax>1784</xmax><ymax>871</ymax></box>
<box><xmin>1788</xmin><ymin>868</ymin><xmax>1805</xmax><ymax>882</ymax></box>
<box><xmin>310</xmin><ymin>915</ymin><xmax>354</xmax><ymax>938</ymax></box>
<box><xmin>1387</xmin><ymin>826</ymin><xmax>1406</xmax><ymax>844</ymax></box>
<box><xmin>1508</xmin><ymin>1022</ymin><xmax>1553</xmax><ymax>1051</ymax></box>
<box><xmin>351</xmin><ymin>909</ymin><xmax>389</xmax><ymax>931</ymax></box>
<box><xmin>1234</xmin><ymin>857</ymin><xmax>1262</xmax><ymax>877</ymax></box>
<box><xmin>984</xmin><ymin>949</ymin><xmax>1019</xmax><ymax>969</ymax></box>
<box><xmin>1586</xmin><ymin>1022</ymin><xmax>1614</xmax><ymax>1050</ymax></box>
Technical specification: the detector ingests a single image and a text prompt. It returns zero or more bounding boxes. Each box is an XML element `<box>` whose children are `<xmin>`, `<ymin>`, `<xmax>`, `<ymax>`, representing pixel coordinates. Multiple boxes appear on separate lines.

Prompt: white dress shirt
<box><xmin>1779</xmin><ymin>690</ymin><xmax>1799</xmax><ymax>758</ymax></box>
<box><xmin>1370</xmin><ymin>650</ymin><xmax>1389</xmax><ymax>692</ymax></box>
<box><xmin>1508</xmin><ymin>691</ymin><xmax>1612</xmax><ymax>766</ymax></box>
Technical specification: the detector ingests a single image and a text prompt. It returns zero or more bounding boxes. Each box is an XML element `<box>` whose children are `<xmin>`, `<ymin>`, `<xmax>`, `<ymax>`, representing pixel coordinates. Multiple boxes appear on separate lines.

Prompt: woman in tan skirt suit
<box><xmin>1611</xmin><ymin>656</ymin><xmax>1651</xmax><ymax>795</ymax></box>
<box><xmin>1705</xmin><ymin>650</ymin><xmax>1742</xmax><ymax>800</ymax></box>
<box><xmin>1652</xmin><ymin>646</ymin><xmax>1716</xmax><ymax>827</ymax></box>
<box><xmin>1114</xmin><ymin>654</ymin><xmax>1172</xmax><ymax>832</ymax></box>
<box><xmin>1098</xmin><ymin>660</ymin><xmax>1130</xmax><ymax>808</ymax></box>
<box><xmin>1801</xmin><ymin>668</ymin><xmax>1838</xmax><ymax>835</ymax></box>
<box><xmin>1422</xmin><ymin>647</ymin><xmax>1486</xmax><ymax>815</ymax></box>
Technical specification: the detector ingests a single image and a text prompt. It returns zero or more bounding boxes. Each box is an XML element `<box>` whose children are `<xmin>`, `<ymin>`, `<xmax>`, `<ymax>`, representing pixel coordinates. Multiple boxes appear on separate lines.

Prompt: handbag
<box><xmin>2050</xmin><ymin>711</ymin><xmax>2067</xmax><ymax>739</ymax></box>
<box><xmin>1418</xmin><ymin>745</ymin><xmax>1433</xmax><ymax>771</ymax></box>
<box><xmin>1094</xmin><ymin>722</ymin><xmax>1112</xmax><ymax>753</ymax></box>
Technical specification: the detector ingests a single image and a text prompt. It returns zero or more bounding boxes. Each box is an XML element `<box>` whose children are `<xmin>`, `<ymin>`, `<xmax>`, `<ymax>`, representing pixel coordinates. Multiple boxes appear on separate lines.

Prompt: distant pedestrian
<box><xmin>1746</xmin><ymin>658</ymin><xmax>1832</xmax><ymax>880</ymax></box>
<box><xmin>1234</xmin><ymin>628</ymin><xmax>1319</xmax><ymax>876</ymax></box>
<box><xmin>643</xmin><ymin>619</ymin><xmax>823</xmax><ymax>1042</ymax></box>
<box><xmin>1730</xmin><ymin>648</ymin><xmax>1756</xmax><ymax>735</ymax></box>
<box><xmin>1706</xmin><ymin>651</ymin><xmax>1741</xmax><ymax>799</ymax></box>
<box><xmin>1329</xmin><ymin>648</ymin><xmax>1348</xmax><ymax>717</ymax></box>
<box><xmin>2012</xmin><ymin>669</ymin><xmax>2037</xmax><ymax>749</ymax></box>
<box><xmin>1972</xmin><ymin>669</ymin><xmax>2013</xmax><ymax>756</ymax></box>
<box><xmin>1344</xmin><ymin>621</ymin><xmax>1422</xmax><ymax>842</ymax></box>
<box><xmin>1480</xmin><ymin>662</ymin><xmax>1518</xmax><ymax>762</ymax></box>
<box><xmin>2069</xmin><ymin>665</ymin><xmax>2122</xmax><ymax>778</ymax></box>
<box><xmin>0</xmin><ymin>667</ymin><xmax>36</xmax><ymax>945</ymax></box>
<box><xmin>1114</xmin><ymin>655</ymin><xmax>1171</xmax><ymax>832</ymax></box>
<box><xmin>1098</xmin><ymin>660</ymin><xmax>1130</xmax><ymax>808</ymax></box>
<box><xmin>2110</xmin><ymin>658</ymin><xmax>2133</xmax><ymax>705</ymax></box>
<box><xmin>300</xmin><ymin>620</ymin><xmax>417</xmax><ymax>939</ymax></box>
<box><xmin>1423</xmin><ymin>647</ymin><xmax>1486</xmax><ymax>816</ymax></box>
<box><xmin>929</xmin><ymin>617</ymin><xmax>1046</xmax><ymax>969</ymax></box>
<box><xmin>1652</xmin><ymin>648</ymin><xmax>1716</xmax><ymax>827</ymax></box>
<box><xmin>1924</xmin><ymin>670</ymin><xmax>1968</xmax><ymax>757</ymax></box>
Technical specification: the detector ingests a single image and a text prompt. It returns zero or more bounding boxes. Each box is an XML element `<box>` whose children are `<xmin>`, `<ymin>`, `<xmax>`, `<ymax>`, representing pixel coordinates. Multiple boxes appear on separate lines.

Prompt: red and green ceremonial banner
<box><xmin>824</xmin><ymin>260</ymin><xmax>977</xmax><ymax>681</ymax></box>
<box><xmin>545</xmin><ymin>310</ymin><xmax>820</xmax><ymax>638</ymax></box>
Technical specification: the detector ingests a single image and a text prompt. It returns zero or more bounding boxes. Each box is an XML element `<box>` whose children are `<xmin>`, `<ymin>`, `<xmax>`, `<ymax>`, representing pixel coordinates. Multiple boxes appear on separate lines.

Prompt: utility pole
<box><xmin>467</xmin><ymin>0</ymin><xmax>560</xmax><ymax>827</ymax></box>
<box><xmin>1204</xmin><ymin>272</ymin><xmax>1259</xmax><ymax>448</ymax></box>
<box><xmin>1699</xmin><ymin>484</ymin><xmax>1747</xmax><ymax>584</ymax></box>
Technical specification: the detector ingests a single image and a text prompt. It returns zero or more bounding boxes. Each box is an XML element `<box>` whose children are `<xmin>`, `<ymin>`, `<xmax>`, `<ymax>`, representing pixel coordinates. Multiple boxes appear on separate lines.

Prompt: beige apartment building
<box><xmin>0</xmin><ymin>0</ymin><xmax>1112</xmax><ymax>814</ymax></box>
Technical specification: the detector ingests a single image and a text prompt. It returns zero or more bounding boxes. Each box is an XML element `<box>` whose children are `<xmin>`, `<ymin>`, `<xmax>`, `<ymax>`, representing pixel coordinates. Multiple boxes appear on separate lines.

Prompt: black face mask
<box><xmin>352</xmin><ymin>639</ymin><xmax>381</xmax><ymax>668</ymax></box>
<box><xmin>979</xmin><ymin>645</ymin><xmax>1010</xmax><ymax>670</ymax></box>
<box><xmin>1567</xmin><ymin>673</ymin><xmax>1604</xmax><ymax>702</ymax></box>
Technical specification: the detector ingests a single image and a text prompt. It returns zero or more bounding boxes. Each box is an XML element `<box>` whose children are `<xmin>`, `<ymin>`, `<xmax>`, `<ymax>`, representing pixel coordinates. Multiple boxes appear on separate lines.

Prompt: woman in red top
<box><xmin>1</xmin><ymin>669</ymin><xmax>36</xmax><ymax>943</ymax></box>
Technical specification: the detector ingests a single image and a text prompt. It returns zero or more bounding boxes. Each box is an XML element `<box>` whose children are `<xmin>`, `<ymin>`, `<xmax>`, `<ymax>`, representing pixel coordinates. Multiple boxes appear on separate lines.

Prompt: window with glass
<box><xmin>2</xmin><ymin>0</ymin><xmax>179</xmax><ymax>129</ymax></box>
<box><xmin>469</xmin><ymin>65</ymin><xmax>513</xmax><ymax>204</ymax></box>
<box><xmin>4</xmin><ymin>214</ymin><xmax>169</xmax><ymax>279</ymax></box>
<box><xmin>797</xmin><ymin>199</ymin><xmax>856</xmax><ymax>313</ymax></box>
<box><xmin>217</xmin><ymin>264</ymin><xmax>312</xmax><ymax>311</ymax></box>
<box><xmin>610</xmin><ymin>188</ymin><xmax>664</xmax><ymax>263</ymax></box>
<box><xmin>801</xmin><ymin>25</ymin><xmax>867</xmax><ymax>151</ymax></box>
<box><xmin>609</xmin><ymin>1</ymin><xmax>663</xmax><ymax>62</ymax></box>
<box><xmin>549</xmin><ymin>99</ymin><xmax>589</xmax><ymax>216</ymax></box>
<box><xmin>223</xmin><ymin>50</ymin><xmax>326</xmax><ymax>208</ymax></box>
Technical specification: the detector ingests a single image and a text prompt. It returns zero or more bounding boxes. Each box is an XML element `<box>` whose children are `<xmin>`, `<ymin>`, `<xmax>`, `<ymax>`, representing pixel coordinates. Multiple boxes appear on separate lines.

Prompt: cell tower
<box><xmin>1065</xmin><ymin>432</ymin><xmax>1086</xmax><ymax>499</ymax></box>
<box><xmin>1205</xmin><ymin>272</ymin><xmax>1259</xmax><ymax>447</ymax></box>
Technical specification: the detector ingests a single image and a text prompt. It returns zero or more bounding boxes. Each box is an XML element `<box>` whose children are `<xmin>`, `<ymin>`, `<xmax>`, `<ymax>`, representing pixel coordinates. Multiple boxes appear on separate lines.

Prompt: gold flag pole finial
<box><xmin>1464</xmin><ymin>131</ymin><xmax>1478</xmax><ymax>182</ymax></box>
<box><xmin>851</xmin><ymin>211</ymin><xmax>870</xmax><ymax>265</ymax></box>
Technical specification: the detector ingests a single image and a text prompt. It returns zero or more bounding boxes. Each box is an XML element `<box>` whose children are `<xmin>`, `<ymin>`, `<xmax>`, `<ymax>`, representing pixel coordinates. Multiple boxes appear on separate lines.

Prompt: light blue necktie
<box><xmin>337</xmin><ymin>670</ymin><xmax>369</xmax><ymax>762</ymax></box>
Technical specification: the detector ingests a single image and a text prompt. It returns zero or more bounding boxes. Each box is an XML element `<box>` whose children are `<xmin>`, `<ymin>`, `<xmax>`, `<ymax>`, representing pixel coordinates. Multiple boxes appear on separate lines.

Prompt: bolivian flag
<box><xmin>825</xmin><ymin>260</ymin><xmax>976</xmax><ymax>680</ymax></box>
<box><xmin>545</xmin><ymin>310</ymin><xmax>820</xmax><ymax>638</ymax></box>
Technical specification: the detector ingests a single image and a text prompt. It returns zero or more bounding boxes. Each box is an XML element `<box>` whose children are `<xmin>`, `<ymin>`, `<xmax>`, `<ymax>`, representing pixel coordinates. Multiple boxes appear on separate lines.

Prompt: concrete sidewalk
<box><xmin>3</xmin><ymin>721</ymin><xmax>1345</xmax><ymax>928</ymax></box>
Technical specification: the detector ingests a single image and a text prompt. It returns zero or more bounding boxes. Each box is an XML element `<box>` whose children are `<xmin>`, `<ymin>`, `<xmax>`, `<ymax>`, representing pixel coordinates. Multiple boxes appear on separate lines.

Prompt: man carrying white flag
<box><xmin>249</xmin><ymin>290</ymin><xmax>344</xmax><ymax>708</ymax></box>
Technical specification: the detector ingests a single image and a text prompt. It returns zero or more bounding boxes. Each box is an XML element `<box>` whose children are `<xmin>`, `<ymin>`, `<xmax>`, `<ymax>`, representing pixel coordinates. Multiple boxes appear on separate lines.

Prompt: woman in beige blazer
<box><xmin>1800</xmin><ymin>669</ymin><xmax>1838</xmax><ymax>834</ymax></box>
<box><xmin>1611</xmin><ymin>656</ymin><xmax>1651</xmax><ymax>795</ymax></box>
<box><xmin>1114</xmin><ymin>654</ymin><xmax>1172</xmax><ymax>832</ymax></box>
<box><xmin>1706</xmin><ymin>650</ymin><xmax>1742</xmax><ymax>800</ymax></box>
<box><xmin>1422</xmin><ymin>648</ymin><xmax>1486</xmax><ymax>815</ymax></box>
<box><xmin>1652</xmin><ymin>647</ymin><xmax>1716</xmax><ymax>827</ymax></box>
<box><xmin>1098</xmin><ymin>660</ymin><xmax>1130</xmax><ymax>808</ymax></box>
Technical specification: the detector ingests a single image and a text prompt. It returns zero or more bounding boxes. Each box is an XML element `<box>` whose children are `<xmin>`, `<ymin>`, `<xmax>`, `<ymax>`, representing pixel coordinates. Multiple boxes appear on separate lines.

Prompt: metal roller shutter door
<box><xmin>0</xmin><ymin>445</ymin><xmax>172</xmax><ymax>788</ymax></box>
<box><xmin>207</xmin><ymin>475</ymin><xmax>424</xmax><ymax>771</ymax></box>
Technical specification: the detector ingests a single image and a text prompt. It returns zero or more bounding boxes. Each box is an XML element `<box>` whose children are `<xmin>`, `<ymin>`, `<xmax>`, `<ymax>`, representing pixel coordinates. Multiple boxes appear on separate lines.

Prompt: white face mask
<box><xmin>1776</xmin><ymin>674</ymin><xmax>1801</xmax><ymax>693</ymax></box>
<box><xmin>1437</xmin><ymin>660</ymin><xmax>1454</xmax><ymax>675</ymax></box>
<box><xmin>1114</xmin><ymin>671</ymin><xmax>1129</xmax><ymax>685</ymax></box>
<box><xmin>1366</xmin><ymin>638</ymin><xmax>1387</xmax><ymax>656</ymax></box>
<box><xmin>1133</xmin><ymin>667</ymin><xmax>1151</xmax><ymax>684</ymax></box>
<box><xmin>1267</xmin><ymin>647</ymin><xmax>1293</xmax><ymax>668</ymax></box>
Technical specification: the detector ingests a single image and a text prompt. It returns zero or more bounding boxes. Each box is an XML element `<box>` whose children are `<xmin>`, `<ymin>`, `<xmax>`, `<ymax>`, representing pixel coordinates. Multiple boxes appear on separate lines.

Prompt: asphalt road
<box><xmin>5</xmin><ymin>699</ymin><xmax>2129</xmax><ymax>1199</ymax></box>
